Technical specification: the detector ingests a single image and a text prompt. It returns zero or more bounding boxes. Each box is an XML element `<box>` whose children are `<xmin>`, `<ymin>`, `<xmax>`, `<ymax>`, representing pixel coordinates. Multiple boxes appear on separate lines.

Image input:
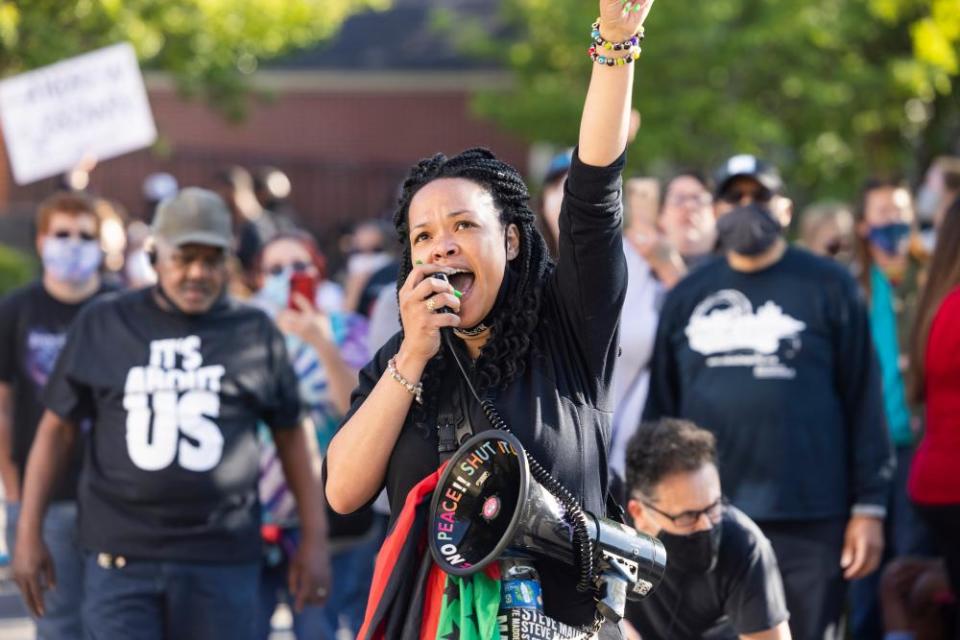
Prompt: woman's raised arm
<box><xmin>579</xmin><ymin>0</ymin><xmax>654</xmax><ymax>167</ymax></box>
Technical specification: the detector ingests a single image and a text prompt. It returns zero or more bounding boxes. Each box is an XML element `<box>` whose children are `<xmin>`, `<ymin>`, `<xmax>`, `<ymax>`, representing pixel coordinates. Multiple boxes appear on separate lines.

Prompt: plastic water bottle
<box><xmin>499</xmin><ymin>556</ymin><xmax>544</xmax><ymax>612</ymax></box>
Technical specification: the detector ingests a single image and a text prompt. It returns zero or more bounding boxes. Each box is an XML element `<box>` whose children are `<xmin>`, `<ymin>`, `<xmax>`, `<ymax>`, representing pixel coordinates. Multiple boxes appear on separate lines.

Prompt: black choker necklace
<box><xmin>454</xmin><ymin>323</ymin><xmax>490</xmax><ymax>338</ymax></box>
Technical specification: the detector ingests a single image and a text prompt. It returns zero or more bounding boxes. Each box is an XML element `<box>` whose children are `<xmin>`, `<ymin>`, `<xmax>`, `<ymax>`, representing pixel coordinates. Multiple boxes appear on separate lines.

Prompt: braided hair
<box><xmin>394</xmin><ymin>148</ymin><xmax>554</xmax><ymax>394</ymax></box>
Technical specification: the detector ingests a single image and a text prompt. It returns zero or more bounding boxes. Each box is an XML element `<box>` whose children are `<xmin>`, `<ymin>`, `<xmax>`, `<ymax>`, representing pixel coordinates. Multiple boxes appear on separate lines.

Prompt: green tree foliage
<box><xmin>471</xmin><ymin>0</ymin><xmax>960</xmax><ymax>200</ymax></box>
<box><xmin>0</xmin><ymin>0</ymin><xmax>385</xmax><ymax>118</ymax></box>
<box><xmin>0</xmin><ymin>244</ymin><xmax>36</xmax><ymax>295</ymax></box>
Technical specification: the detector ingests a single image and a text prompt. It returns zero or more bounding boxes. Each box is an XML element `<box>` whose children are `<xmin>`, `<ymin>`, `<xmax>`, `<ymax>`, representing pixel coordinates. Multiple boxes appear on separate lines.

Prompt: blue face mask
<box><xmin>258</xmin><ymin>271</ymin><xmax>291</xmax><ymax>311</ymax></box>
<box><xmin>867</xmin><ymin>223</ymin><xmax>910</xmax><ymax>257</ymax></box>
<box><xmin>42</xmin><ymin>238</ymin><xmax>102</xmax><ymax>284</ymax></box>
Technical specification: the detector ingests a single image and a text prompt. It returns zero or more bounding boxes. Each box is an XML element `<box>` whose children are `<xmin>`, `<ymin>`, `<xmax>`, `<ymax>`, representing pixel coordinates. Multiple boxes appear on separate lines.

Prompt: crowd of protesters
<box><xmin>0</xmin><ymin>134</ymin><xmax>959</xmax><ymax>640</ymax></box>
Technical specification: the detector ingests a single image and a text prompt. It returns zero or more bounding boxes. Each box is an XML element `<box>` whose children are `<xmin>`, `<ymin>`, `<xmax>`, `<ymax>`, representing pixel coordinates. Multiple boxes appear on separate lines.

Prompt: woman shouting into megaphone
<box><xmin>325</xmin><ymin>1</ymin><xmax>656</xmax><ymax>637</ymax></box>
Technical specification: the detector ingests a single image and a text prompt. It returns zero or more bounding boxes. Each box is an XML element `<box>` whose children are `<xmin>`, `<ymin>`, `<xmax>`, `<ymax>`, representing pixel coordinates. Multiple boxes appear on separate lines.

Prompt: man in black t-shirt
<box><xmin>623</xmin><ymin>418</ymin><xmax>790</xmax><ymax>640</ymax></box>
<box><xmin>0</xmin><ymin>191</ymin><xmax>113</xmax><ymax>639</ymax></box>
<box><xmin>12</xmin><ymin>188</ymin><xmax>330</xmax><ymax>640</ymax></box>
<box><xmin>643</xmin><ymin>155</ymin><xmax>894</xmax><ymax>640</ymax></box>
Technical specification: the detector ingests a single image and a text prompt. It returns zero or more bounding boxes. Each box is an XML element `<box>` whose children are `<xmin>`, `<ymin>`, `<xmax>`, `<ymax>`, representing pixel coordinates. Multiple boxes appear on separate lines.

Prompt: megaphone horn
<box><xmin>428</xmin><ymin>431</ymin><xmax>666</xmax><ymax>622</ymax></box>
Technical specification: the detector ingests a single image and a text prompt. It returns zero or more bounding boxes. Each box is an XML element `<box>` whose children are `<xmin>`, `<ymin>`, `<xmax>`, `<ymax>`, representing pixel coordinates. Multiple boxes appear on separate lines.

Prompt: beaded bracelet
<box><xmin>387</xmin><ymin>356</ymin><xmax>423</xmax><ymax>405</ymax></box>
<box><xmin>591</xmin><ymin>20</ymin><xmax>644</xmax><ymax>51</ymax></box>
<box><xmin>588</xmin><ymin>44</ymin><xmax>641</xmax><ymax>66</ymax></box>
<box><xmin>589</xmin><ymin>19</ymin><xmax>643</xmax><ymax>66</ymax></box>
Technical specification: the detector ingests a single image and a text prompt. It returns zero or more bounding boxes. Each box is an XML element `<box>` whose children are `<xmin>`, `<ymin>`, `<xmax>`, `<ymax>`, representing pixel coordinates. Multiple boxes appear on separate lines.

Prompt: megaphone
<box><xmin>427</xmin><ymin>431</ymin><xmax>666</xmax><ymax>623</ymax></box>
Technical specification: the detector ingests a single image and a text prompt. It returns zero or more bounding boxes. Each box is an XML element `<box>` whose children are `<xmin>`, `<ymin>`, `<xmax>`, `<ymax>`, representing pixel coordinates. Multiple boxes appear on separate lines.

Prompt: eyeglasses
<box><xmin>51</xmin><ymin>230</ymin><xmax>97</xmax><ymax>242</ymax></box>
<box><xmin>720</xmin><ymin>187</ymin><xmax>773</xmax><ymax>205</ymax></box>
<box><xmin>640</xmin><ymin>496</ymin><xmax>726</xmax><ymax>528</ymax></box>
<box><xmin>265</xmin><ymin>260</ymin><xmax>310</xmax><ymax>276</ymax></box>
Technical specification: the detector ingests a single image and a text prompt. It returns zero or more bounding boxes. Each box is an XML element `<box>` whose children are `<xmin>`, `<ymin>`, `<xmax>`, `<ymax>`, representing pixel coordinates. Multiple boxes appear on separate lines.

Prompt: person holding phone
<box><xmin>325</xmin><ymin>1</ymin><xmax>654</xmax><ymax>636</ymax></box>
<box><xmin>251</xmin><ymin>231</ymin><xmax>375</xmax><ymax>639</ymax></box>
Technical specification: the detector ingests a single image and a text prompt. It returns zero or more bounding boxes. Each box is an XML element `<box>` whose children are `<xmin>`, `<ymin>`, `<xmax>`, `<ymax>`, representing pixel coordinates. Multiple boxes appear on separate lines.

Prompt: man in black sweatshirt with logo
<box><xmin>643</xmin><ymin>154</ymin><xmax>893</xmax><ymax>640</ymax></box>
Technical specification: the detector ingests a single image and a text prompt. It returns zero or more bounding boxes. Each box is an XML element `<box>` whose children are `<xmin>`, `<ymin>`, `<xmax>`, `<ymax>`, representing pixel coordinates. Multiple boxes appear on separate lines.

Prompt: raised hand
<box><xmin>599</xmin><ymin>0</ymin><xmax>654</xmax><ymax>43</ymax></box>
<box><xmin>276</xmin><ymin>293</ymin><xmax>335</xmax><ymax>346</ymax></box>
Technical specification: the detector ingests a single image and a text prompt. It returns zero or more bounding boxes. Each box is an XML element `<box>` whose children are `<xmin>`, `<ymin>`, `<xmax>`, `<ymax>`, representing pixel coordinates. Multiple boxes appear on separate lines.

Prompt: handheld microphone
<box><xmin>430</xmin><ymin>272</ymin><xmax>454</xmax><ymax>314</ymax></box>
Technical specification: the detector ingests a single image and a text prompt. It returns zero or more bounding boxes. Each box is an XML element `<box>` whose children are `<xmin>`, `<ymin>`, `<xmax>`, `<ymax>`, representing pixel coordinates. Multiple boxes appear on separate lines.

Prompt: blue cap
<box><xmin>543</xmin><ymin>148</ymin><xmax>574</xmax><ymax>185</ymax></box>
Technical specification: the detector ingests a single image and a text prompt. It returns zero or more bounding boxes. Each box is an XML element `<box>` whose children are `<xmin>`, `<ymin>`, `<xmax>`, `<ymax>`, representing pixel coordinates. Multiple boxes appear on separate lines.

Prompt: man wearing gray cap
<box><xmin>13</xmin><ymin>188</ymin><xmax>330</xmax><ymax>639</ymax></box>
<box><xmin>644</xmin><ymin>156</ymin><xmax>894</xmax><ymax>640</ymax></box>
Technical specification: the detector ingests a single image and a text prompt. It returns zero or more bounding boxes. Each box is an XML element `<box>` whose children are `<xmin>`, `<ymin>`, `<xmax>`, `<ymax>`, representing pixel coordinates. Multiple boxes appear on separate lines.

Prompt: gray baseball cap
<box><xmin>151</xmin><ymin>187</ymin><xmax>232</xmax><ymax>249</ymax></box>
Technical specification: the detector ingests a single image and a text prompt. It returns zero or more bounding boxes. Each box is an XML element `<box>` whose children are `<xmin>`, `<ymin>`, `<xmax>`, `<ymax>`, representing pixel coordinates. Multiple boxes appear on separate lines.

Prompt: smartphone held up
<box><xmin>288</xmin><ymin>271</ymin><xmax>317</xmax><ymax>310</ymax></box>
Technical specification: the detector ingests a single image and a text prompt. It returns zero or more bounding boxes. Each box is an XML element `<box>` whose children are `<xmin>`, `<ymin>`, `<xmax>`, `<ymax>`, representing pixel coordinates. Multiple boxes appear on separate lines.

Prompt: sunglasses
<box><xmin>720</xmin><ymin>187</ymin><xmax>773</xmax><ymax>205</ymax></box>
<box><xmin>52</xmin><ymin>230</ymin><xmax>97</xmax><ymax>242</ymax></box>
<box><xmin>265</xmin><ymin>260</ymin><xmax>311</xmax><ymax>277</ymax></box>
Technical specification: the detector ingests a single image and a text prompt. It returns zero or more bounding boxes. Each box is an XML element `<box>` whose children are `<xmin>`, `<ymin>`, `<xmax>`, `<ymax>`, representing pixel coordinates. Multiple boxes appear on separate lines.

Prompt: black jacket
<box><xmin>337</xmin><ymin>149</ymin><xmax>628</xmax><ymax>630</ymax></box>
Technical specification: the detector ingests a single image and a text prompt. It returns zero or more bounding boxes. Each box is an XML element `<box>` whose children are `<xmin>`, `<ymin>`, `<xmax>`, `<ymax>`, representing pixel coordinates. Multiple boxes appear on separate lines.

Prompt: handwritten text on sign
<box><xmin>0</xmin><ymin>42</ymin><xmax>157</xmax><ymax>185</ymax></box>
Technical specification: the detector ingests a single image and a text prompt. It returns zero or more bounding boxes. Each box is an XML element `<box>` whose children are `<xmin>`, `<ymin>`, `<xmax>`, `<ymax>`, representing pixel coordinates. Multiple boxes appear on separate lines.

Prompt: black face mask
<box><xmin>657</xmin><ymin>525</ymin><xmax>722</xmax><ymax>574</ymax></box>
<box><xmin>716</xmin><ymin>202</ymin><xmax>782</xmax><ymax>256</ymax></box>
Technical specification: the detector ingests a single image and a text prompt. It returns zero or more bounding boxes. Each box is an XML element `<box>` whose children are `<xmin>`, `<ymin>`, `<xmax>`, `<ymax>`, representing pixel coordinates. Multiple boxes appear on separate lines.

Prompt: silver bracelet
<box><xmin>387</xmin><ymin>356</ymin><xmax>423</xmax><ymax>405</ymax></box>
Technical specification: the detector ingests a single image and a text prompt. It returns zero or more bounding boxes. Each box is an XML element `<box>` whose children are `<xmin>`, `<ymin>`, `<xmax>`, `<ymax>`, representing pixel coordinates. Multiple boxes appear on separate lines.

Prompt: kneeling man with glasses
<box><xmin>623</xmin><ymin>418</ymin><xmax>791</xmax><ymax>640</ymax></box>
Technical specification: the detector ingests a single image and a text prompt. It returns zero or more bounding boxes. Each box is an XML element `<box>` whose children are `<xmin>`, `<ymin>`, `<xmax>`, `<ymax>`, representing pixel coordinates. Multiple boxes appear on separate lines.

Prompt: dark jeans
<box><xmin>256</xmin><ymin>515</ymin><xmax>386</xmax><ymax>639</ymax></box>
<box><xmin>5</xmin><ymin>501</ymin><xmax>85</xmax><ymax>640</ymax></box>
<box><xmin>759</xmin><ymin>518</ymin><xmax>848</xmax><ymax>640</ymax></box>
<box><xmin>83</xmin><ymin>554</ymin><xmax>259</xmax><ymax>640</ymax></box>
<box><xmin>849</xmin><ymin>446</ymin><xmax>935</xmax><ymax>640</ymax></box>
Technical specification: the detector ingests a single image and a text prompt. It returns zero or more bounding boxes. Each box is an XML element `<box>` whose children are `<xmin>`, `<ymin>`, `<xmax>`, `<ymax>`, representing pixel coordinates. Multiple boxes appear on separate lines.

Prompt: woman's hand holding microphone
<box><xmin>395</xmin><ymin>265</ymin><xmax>462</xmax><ymax>374</ymax></box>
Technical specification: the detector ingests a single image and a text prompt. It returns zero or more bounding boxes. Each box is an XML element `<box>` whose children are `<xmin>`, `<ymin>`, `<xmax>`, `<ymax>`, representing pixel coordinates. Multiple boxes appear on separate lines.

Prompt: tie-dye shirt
<box><xmin>257</xmin><ymin>310</ymin><xmax>369</xmax><ymax>527</ymax></box>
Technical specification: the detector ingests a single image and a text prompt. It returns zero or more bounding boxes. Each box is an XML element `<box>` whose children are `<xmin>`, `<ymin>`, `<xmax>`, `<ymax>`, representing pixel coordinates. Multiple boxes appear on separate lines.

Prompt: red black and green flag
<box><xmin>359</xmin><ymin>465</ymin><xmax>502</xmax><ymax>640</ymax></box>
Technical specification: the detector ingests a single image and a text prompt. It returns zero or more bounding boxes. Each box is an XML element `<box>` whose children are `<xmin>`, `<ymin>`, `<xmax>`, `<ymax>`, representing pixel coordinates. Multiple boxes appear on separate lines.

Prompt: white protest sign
<box><xmin>0</xmin><ymin>42</ymin><xmax>157</xmax><ymax>185</ymax></box>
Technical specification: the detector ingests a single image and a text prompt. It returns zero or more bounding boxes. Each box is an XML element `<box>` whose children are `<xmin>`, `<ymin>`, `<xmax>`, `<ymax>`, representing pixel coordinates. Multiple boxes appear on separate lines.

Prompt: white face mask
<box><xmin>42</xmin><ymin>237</ymin><xmax>102</xmax><ymax>284</ymax></box>
<box><xmin>347</xmin><ymin>252</ymin><xmax>392</xmax><ymax>276</ymax></box>
<box><xmin>257</xmin><ymin>270</ymin><xmax>291</xmax><ymax>310</ymax></box>
<box><xmin>125</xmin><ymin>249</ymin><xmax>157</xmax><ymax>287</ymax></box>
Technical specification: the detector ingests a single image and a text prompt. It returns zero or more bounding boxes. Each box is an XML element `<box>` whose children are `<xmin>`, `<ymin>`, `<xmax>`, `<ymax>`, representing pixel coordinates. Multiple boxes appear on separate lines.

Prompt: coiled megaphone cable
<box><xmin>439</xmin><ymin>328</ymin><xmax>602</xmax><ymax>605</ymax></box>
